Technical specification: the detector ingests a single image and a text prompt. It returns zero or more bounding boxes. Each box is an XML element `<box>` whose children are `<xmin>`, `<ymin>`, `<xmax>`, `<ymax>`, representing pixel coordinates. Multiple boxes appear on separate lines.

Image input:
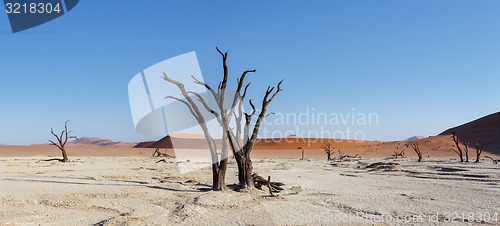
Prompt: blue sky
<box><xmin>0</xmin><ymin>1</ymin><xmax>499</xmax><ymax>145</ymax></box>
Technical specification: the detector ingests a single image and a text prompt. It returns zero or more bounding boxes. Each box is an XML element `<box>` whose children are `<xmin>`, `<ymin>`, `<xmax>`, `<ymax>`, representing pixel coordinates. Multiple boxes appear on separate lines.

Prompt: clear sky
<box><xmin>0</xmin><ymin>1</ymin><xmax>499</xmax><ymax>145</ymax></box>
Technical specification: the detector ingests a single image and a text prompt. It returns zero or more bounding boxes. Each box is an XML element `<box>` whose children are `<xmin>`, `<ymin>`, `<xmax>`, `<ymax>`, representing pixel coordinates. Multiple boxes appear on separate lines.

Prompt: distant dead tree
<box><xmin>151</xmin><ymin>148</ymin><xmax>174</xmax><ymax>158</ymax></box>
<box><xmin>337</xmin><ymin>149</ymin><xmax>359</xmax><ymax>161</ymax></box>
<box><xmin>483</xmin><ymin>156</ymin><xmax>499</xmax><ymax>164</ymax></box>
<box><xmin>407</xmin><ymin>142</ymin><xmax>423</xmax><ymax>162</ymax></box>
<box><xmin>47</xmin><ymin>120</ymin><xmax>78</xmax><ymax>162</ymax></box>
<box><xmin>451</xmin><ymin>132</ymin><xmax>464</xmax><ymax>162</ymax></box>
<box><xmin>392</xmin><ymin>147</ymin><xmax>405</xmax><ymax>158</ymax></box>
<box><xmin>338</xmin><ymin>149</ymin><xmax>345</xmax><ymax>160</ymax></box>
<box><xmin>463</xmin><ymin>142</ymin><xmax>470</xmax><ymax>162</ymax></box>
<box><xmin>474</xmin><ymin>138</ymin><xmax>485</xmax><ymax>163</ymax></box>
<box><xmin>392</xmin><ymin>143</ymin><xmax>405</xmax><ymax>158</ymax></box>
<box><xmin>320</xmin><ymin>141</ymin><xmax>335</xmax><ymax>161</ymax></box>
<box><xmin>298</xmin><ymin>146</ymin><xmax>305</xmax><ymax>160</ymax></box>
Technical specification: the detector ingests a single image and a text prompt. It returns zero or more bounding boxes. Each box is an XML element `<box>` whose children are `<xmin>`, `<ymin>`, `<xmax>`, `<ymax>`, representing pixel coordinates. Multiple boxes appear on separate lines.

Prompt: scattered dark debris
<box><xmin>252</xmin><ymin>173</ymin><xmax>284</xmax><ymax>193</ymax></box>
<box><xmin>365</xmin><ymin>162</ymin><xmax>399</xmax><ymax>169</ymax></box>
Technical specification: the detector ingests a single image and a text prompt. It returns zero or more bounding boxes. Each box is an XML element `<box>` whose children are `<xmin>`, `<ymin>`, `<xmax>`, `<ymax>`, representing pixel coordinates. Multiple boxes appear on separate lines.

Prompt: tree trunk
<box><xmin>236</xmin><ymin>152</ymin><xmax>253</xmax><ymax>188</ymax></box>
<box><xmin>212</xmin><ymin>135</ymin><xmax>230</xmax><ymax>191</ymax></box>
<box><xmin>212</xmin><ymin>163</ymin><xmax>227</xmax><ymax>191</ymax></box>
<box><xmin>61</xmin><ymin>149</ymin><xmax>69</xmax><ymax>162</ymax></box>
<box><xmin>452</xmin><ymin>133</ymin><xmax>464</xmax><ymax>162</ymax></box>
<box><xmin>233</xmin><ymin>148</ymin><xmax>254</xmax><ymax>188</ymax></box>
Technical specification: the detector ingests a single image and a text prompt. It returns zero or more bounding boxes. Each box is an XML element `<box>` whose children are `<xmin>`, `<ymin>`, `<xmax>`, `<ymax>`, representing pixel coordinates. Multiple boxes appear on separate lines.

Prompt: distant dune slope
<box><xmin>405</xmin><ymin>136</ymin><xmax>424</xmax><ymax>141</ymax></box>
<box><xmin>132</xmin><ymin>133</ymin><xmax>476</xmax><ymax>159</ymax></box>
<box><xmin>440</xmin><ymin>111</ymin><xmax>500</xmax><ymax>155</ymax></box>
<box><xmin>135</xmin><ymin>133</ymin><xmax>379</xmax><ymax>150</ymax></box>
<box><xmin>133</xmin><ymin>141</ymin><xmax>157</xmax><ymax>148</ymax></box>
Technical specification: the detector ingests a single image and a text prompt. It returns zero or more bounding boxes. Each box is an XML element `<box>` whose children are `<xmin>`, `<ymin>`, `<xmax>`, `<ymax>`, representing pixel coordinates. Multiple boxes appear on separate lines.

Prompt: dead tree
<box><xmin>483</xmin><ymin>156</ymin><xmax>499</xmax><ymax>164</ymax></box>
<box><xmin>463</xmin><ymin>142</ymin><xmax>470</xmax><ymax>162</ymax></box>
<box><xmin>337</xmin><ymin>149</ymin><xmax>359</xmax><ymax>161</ymax></box>
<box><xmin>186</xmin><ymin>47</ymin><xmax>282</xmax><ymax>188</ymax></box>
<box><xmin>151</xmin><ymin>148</ymin><xmax>174</xmax><ymax>158</ymax></box>
<box><xmin>338</xmin><ymin>149</ymin><xmax>345</xmax><ymax>160</ymax></box>
<box><xmin>451</xmin><ymin>132</ymin><xmax>464</xmax><ymax>162</ymax></box>
<box><xmin>298</xmin><ymin>147</ymin><xmax>305</xmax><ymax>160</ymax></box>
<box><xmin>230</xmin><ymin>78</ymin><xmax>282</xmax><ymax>188</ymax></box>
<box><xmin>47</xmin><ymin>120</ymin><xmax>78</xmax><ymax>162</ymax></box>
<box><xmin>162</xmin><ymin>74</ymin><xmax>229</xmax><ymax>191</ymax></box>
<box><xmin>164</xmin><ymin>47</ymin><xmax>283</xmax><ymax>189</ymax></box>
<box><xmin>474</xmin><ymin>138</ymin><xmax>484</xmax><ymax>163</ymax></box>
<box><xmin>392</xmin><ymin>150</ymin><xmax>405</xmax><ymax>158</ymax></box>
<box><xmin>408</xmin><ymin>142</ymin><xmax>423</xmax><ymax>162</ymax></box>
<box><xmin>320</xmin><ymin>141</ymin><xmax>335</xmax><ymax>161</ymax></box>
<box><xmin>392</xmin><ymin>143</ymin><xmax>405</xmax><ymax>158</ymax></box>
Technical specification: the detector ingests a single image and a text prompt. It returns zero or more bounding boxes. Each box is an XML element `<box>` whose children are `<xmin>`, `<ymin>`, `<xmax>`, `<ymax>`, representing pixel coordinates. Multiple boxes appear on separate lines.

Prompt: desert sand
<box><xmin>1</xmin><ymin>155</ymin><xmax>500</xmax><ymax>225</ymax></box>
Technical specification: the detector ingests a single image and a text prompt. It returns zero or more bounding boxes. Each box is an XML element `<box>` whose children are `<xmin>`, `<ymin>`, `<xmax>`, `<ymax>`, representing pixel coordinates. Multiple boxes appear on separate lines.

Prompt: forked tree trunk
<box><xmin>320</xmin><ymin>141</ymin><xmax>335</xmax><ymax>161</ymax></box>
<box><xmin>474</xmin><ymin>138</ymin><xmax>484</xmax><ymax>163</ymax></box>
<box><xmin>229</xmin><ymin>80</ymin><xmax>282</xmax><ymax>189</ymax></box>
<box><xmin>409</xmin><ymin>143</ymin><xmax>423</xmax><ymax>162</ymax></box>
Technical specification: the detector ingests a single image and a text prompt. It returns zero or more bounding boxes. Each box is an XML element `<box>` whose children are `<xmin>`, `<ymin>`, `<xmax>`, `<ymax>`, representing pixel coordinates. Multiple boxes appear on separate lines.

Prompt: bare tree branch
<box><xmin>162</xmin><ymin>73</ymin><xmax>219</xmax><ymax>156</ymax></box>
<box><xmin>216</xmin><ymin>47</ymin><xmax>229</xmax><ymax>107</ymax></box>
<box><xmin>191</xmin><ymin>75</ymin><xmax>219</xmax><ymax>102</ymax></box>
<box><xmin>264</xmin><ymin>112</ymin><xmax>275</xmax><ymax>118</ymax></box>
<box><xmin>48</xmin><ymin>121</ymin><xmax>77</xmax><ymax>162</ymax></box>
<box><xmin>320</xmin><ymin>140</ymin><xmax>336</xmax><ymax>161</ymax></box>
<box><xmin>165</xmin><ymin>96</ymin><xmax>199</xmax><ymax>122</ymax></box>
<box><xmin>474</xmin><ymin>138</ymin><xmax>485</xmax><ymax>163</ymax></box>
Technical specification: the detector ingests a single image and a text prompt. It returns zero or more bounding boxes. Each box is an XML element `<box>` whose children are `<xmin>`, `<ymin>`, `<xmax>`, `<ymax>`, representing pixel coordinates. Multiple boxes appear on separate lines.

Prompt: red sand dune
<box><xmin>440</xmin><ymin>111</ymin><xmax>500</xmax><ymax>155</ymax></box>
<box><xmin>133</xmin><ymin>141</ymin><xmax>157</xmax><ymax>148</ymax></box>
<box><xmin>2</xmin><ymin>111</ymin><xmax>500</xmax><ymax>159</ymax></box>
<box><xmin>132</xmin><ymin>133</ymin><xmax>486</xmax><ymax>159</ymax></box>
<box><xmin>0</xmin><ymin>135</ymin><xmax>497</xmax><ymax>159</ymax></box>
